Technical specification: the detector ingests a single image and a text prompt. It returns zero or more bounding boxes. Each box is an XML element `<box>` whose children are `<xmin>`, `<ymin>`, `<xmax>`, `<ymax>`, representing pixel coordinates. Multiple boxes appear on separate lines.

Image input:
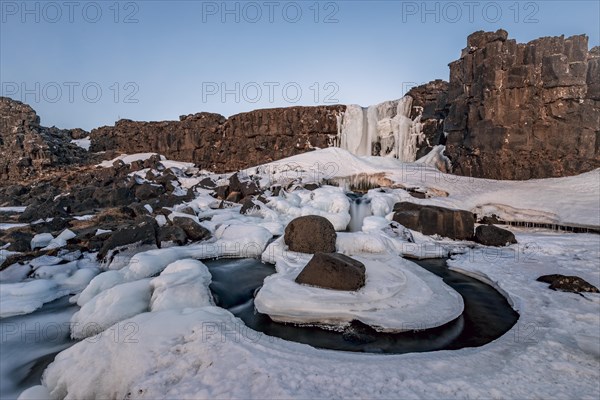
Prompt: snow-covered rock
<box><xmin>255</xmin><ymin>254</ymin><xmax>464</xmax><ymax>331</ymax></box>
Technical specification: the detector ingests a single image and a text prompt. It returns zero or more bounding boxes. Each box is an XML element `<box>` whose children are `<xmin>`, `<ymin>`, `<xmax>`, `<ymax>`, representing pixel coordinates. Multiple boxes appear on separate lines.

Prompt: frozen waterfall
<box><xmin>337</xmin><ymin>96</ymin><xmax>425</xmax><ymax>162</ymax></box>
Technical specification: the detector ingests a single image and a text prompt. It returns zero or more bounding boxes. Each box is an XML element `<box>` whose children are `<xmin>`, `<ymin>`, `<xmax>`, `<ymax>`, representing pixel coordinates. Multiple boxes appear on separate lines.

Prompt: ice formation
<box><xmin>337</xmin><ymin>96</ymin><xmax>425</xmax><ymax>162</ymax></box>
<box><xmin>254</xmin><ymin>254</ymin><xmax>464</xmax><ymax>331</ymax></box>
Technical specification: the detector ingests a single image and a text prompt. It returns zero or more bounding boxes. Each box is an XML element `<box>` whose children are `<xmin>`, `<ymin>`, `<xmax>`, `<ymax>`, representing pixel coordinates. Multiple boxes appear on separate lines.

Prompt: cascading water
<box><xmin>337</xmin><ymin>96</ymin><xmax>425</xmax><ymax>162</ymax></box>
<box><xmin>347</xmin><ymin>195</ymin><xmax>373</xmax><ymax>232</ymax></box>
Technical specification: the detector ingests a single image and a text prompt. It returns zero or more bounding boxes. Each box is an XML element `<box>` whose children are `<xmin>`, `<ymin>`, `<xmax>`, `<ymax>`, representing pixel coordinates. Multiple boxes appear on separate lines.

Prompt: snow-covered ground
<box><xmin>3</xmin><ymin>148</ymin><xmax>599</xmax><ymax>399</ymax></box>
<box><xmin>250</xmin><ymin>147</ymin><xmax>600</xmax><ymax>228</ymax></box>
<box><xmin>26</xmin><ymin>230</ymin><xmax>599</xmax><ymax>399</ymax></box>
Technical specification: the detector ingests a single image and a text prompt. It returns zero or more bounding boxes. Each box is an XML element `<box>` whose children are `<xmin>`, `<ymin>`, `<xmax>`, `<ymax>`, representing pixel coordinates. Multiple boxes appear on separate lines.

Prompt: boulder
<box><xmin>171</xmin><ymin>217</ymin><xmax>210</xmax><ymax>241</ymax></box>
<box><xmin>240</xmin><ymin>197</ymin><xmax>262</xmax><ymax>215</ymax></box>
<box><xmin>135</xmin><ymin>183</ymin><xmax>165</xmax><ymax>201</ymax></box>
<box><xmin>284</xmin><ymin>215</ymin><xmax>337</xmax><ymax>254</ymax></box>
<box><xmin>158</xmin><ymin>225</ymin><xmax>188</xmax><ymax>246</ymax></box>
<box><xmin>98</xmin><ymin>218</ymin><xmax>159</xmax><ymax>259</ymax></box>
<box><xmin>392</xmin><ymin>202</ymin><xmax>474</xmax><ymax>240</ymax></box>
<box><xmin>4</xmin><ymin>231</ymin><xmax>34</xmax><ymax>252</ymax></box>
<box><xmin>474</xmin><ymin>225</ymin><xmax>517</xmax><ymax>246</ymax></box>
<box><xmin>18</xmin><ymin>199</ymin><xmax>70</xmax><ymax>223</ymax></box>
<box><xmin>537</xmin><ymin>274</ymin><xmax>599</xmax><ymax>293</ymax></box>
<box><xmin>229</xmin><ymin>173</ymin><xmax>261</xmax><ymax>197</ymax></box>
<box><xmin>295</xmin><ymin>252</ymin><xmax>366</xmax><ymax>291</ymax></box>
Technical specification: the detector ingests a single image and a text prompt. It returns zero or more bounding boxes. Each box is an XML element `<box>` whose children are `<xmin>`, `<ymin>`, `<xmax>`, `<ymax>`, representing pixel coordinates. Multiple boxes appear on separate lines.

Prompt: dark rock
<box><xmin>392</xmin><ymin>202</ymin><xmax>475</xmax><ymax>240</ymax></box>
<box><xmin>197</xmin><ymin>177</ymin><xmax>216</xmax><ymax>189</ymax></box>
<box><xmin>303</xmin><ymin>183</ymin><xmax>320</xmax><ymax>191</ymax></box>
<box><xmin>474</xmin><ymin>225</ymin><xmax>517</xmax><ymax>246</ymax></box>
<box><xmin>215</xmin><ymin>185</ymin><xmax>230</xmax><ymax>200</ymax></box>
<box><xmin>442</xmin><ymin>31</ymin><xmax>600</xmax><ymax>179</ymax></box>
<box><xmin>537</xmin><ymin>274</ymin><xmax>599</xmax><ymax>293</ymax></box>
<box><xmin>172</xmin><ymin>217</ymin><xmax>210</xmax><ymax>241</ymax></box>
<box><xmin>295</xmin><ymin>252</ymin><xmax>366</xmax><ymax>291</ymax></box>
<box><xmin>18</xmin><ymin>199</ymin><xmax>70</xmax><ymax>223</ymax></box>
<box><xmin>4</xmin><ymin>231</ymin><xmax>34</xmax><ymax>252</ymax></box>
<box><xmin>89</xmin><ymin>106</ymin><xmax>345</xmax><ymax>173</ymax></box>
<box><xmin>229</xmin><ymin>173</ymin><xmax>261</xmax><ymax>197</ymax></box>
<box><xmin>135</xmin><ymin>183</ymin><xmax>165</xmax><ymax>201</ymax></box>
<box><xmin>98</xmin><ymin>218</ymin><xmax>159</xmax><ymax>259</ymax></box>
<box><xmin>240</xmin><ymin>197</ymin><xmax>262</xmax><ymax>215</ymax></box>
<box><xmin>480</xmin><ymin>215</ymin><xmax>502</xmax><ymax>225</ymax></box>
<box><xmin>158</xmin><ymin>225</ymin><xmax>188</xmax><ymax>246</ymax></box>
<box><xmin>342</xmin><ymin>320</ymin><xmax>378</xmax><ymax>344</ymax></box>
<box><xmin>0</xmin><ymin>97</ymin><xmax>88</xmax><ymax>182</ymax></box>
<box><xmin>284</xmin><ymin>215</ymin><xmax>337</xmax><ymax>254</ymax></box>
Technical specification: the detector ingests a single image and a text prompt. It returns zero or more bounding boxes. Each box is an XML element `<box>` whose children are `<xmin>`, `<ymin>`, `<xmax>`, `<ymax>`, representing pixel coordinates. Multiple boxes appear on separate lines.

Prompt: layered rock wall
<box><xmin>90</xmin><ymin>105</ymin><xmax>345</xmax><ymax>172</ymax></box>
<box><xmin>443</xmin><ymin>30</ymin><xmax>600</xmax><ymax>179</ymax></box>
<box><xmin>0</xmin><ymin>97</ymin><xmax>88</xmax><ymax>182</ymax></box>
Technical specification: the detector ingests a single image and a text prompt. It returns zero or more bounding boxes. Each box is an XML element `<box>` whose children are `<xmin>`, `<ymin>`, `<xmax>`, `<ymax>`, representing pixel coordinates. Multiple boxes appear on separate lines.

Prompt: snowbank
<box><xmin>255</xmin><ymin>254</ymin><xmax>463</xmax><ymax>331</ymax></box>
<box><xmin>38</xmin><ymin>231</ymin><xmax>600</xmax><ymax>399</ymax></box>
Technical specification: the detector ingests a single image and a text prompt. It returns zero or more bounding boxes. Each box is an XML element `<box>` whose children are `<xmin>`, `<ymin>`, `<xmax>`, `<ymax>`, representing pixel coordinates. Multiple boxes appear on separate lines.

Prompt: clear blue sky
<box><xmin>1</xmin><ymin>0</ymin><xmax>599</xmax><ymax>130</ymax></box>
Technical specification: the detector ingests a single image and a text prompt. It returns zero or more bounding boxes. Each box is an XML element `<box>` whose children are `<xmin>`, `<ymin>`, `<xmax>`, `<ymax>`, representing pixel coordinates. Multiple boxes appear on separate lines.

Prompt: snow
<box><xmin>39</xmin><ymin>231</ymin><xmax>600</xmax><ymax>399</ymax></box>
<box><xmin>30</xmin><ymin>233</ymin><xmax>54</xmax><ymax>250</ymax></box>
<box><xmin>255</xmin><ymin>254</ymin><xmax>464</xmax><ymax>331</ymax></box>
<box><xmin>149</xmin><ymin>259</ymin><xmax>214</xmax><ymax>311</ymax></box>
<box><xmin>0</xmin><ymin>223</ymin><xmax>28</xmax><ymax>230</ymax></box>
<box><xmin>97</xmin><ymin>153</ymin><xmax>160</xmax><ymax>168</ymax></box>
<box><xmin>70</xmin><ymin>279</ymin><xmax>152</xmax><ymax>339</ymax></box>
<box><xmin>416</xmin><ymin>144</ymin><xmax>452</xmax><ymax>172</ymax></box>
<box><xmin>6</xmin><ymin>148</ymin><xmax>600</xmax><ymax>398</ymax></box>
<box><xmin>41</xmin><ymin>229</ymin><xmax>76</xmax><ymax>250</ymax></box>
<box><xmin>0</xmin><ymin>257</ymin><xmax>99</xmax><ymax>318</ymax></box>
<box><xmin>266</xmin><ymin>186</ymin><xmax>351</xmax><ymax>231</ymax></box>
<box><xmin>73</xmin><ymin>214</ymin><xmax>94</xmax><ymax>221</ymax></box>
<box><xmin>0</xmin><ymin>280</ymin><xmax>62</xmax><ymax>318</ymax></box>
<box><xmin>160</xmin><ymin>159</ymin><xmax>195</xmax><ymax>171</ymax></box>
<box><xmin>250</xmin><ymin>147</ymin><xmax>600</xmax><ymax>228</ymax></box>
<box><xmin>70</xmin><ymin>138</ymin><xmax>91</xmax><ymax>150</ymax></box>
<box><xmin>77</xmin><ymin>224</ymin><xmax>272</xmax><ymax>305</ymax></box>
<box><xmin>0</xmin><ymin>206</ymin><xmax>27</xmax><ymax>213</ymax></box>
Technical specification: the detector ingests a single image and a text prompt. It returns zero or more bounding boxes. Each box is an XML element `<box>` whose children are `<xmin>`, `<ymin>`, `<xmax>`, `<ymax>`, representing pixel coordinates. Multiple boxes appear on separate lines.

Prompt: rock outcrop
<box><xmin>406</xmin><ymin>80</ymin><xmax>450</xmax><ymax>159</ymax></box>
<box><xmin>0</xmin><ymin>97</ymin><xmax>89</xmax><ymax>182</ymax></box>
<box><xmin>392</xmin><ymin>202</ymin><xmax>475</xmax><ymax>240</ymax></box>
<box><xmin>443</xmin><ymin>30</ymin><xmax>600</xmax><ymax>179</ymax></box>
<box><xmin>90</xmin><ymin>105</ymin><xmax>345</xmax><ymax>172</ymax></box>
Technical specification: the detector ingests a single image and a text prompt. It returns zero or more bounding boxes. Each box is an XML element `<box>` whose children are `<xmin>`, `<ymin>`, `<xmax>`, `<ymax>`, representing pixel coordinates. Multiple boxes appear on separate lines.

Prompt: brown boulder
<box><xmin>284</xmin><ymin>215</ymin><xmax>337</xmax><ymax>254</ymax></box>
<box><xmin>392</xmin><ymin>202</ymin><xmax>474</xmax><ymax>240</ymax></box>
<box><xmin>295</xmin><ymin>252</ymin><xmax>366</xmax><ymax>291</ymax></box>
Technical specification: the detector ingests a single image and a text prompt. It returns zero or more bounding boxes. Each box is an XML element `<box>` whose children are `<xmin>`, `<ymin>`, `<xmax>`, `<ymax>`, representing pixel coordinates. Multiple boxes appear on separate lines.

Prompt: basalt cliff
<box><xmin>1</xmin><ymin>30</ymin><xmax>598</xmax><ymax>183</ymax></box>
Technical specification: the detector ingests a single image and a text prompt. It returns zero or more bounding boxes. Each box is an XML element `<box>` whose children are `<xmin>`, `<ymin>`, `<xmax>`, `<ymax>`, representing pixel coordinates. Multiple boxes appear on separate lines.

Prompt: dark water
<box><xmin>205</xmin><ymin>258</ymin><xmax>519</xmax><ymax>354</ymax></box>
<box><xmin>0</xmin><ymin>296</ymin><xmax>78</xmax><ymax>400</ymax></box>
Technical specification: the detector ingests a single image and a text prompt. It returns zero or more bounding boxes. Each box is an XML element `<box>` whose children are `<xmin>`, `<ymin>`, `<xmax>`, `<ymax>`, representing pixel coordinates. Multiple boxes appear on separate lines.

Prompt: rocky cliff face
<box><xmin>442</xmin><ymin>30</ymin><xmax>600</xmax><ymax>179</ymax></box>
<box><xmin>406</xmin><ymin>80</ymin><xmax>449</xmax><ymax>159</ymax></box>
<box><xmin>0</xmin><ymin>97</ymin><xmax>88</xmax><ymax>182</ymax></box>
<box><xmin>90</xmin><ymin>105</ymin><xmax>345</xmax><ymax>172</ymax></box>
